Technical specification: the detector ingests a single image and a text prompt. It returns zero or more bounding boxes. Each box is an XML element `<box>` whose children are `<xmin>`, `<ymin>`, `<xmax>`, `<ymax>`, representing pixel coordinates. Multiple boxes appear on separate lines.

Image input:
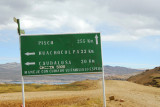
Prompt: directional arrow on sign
<box><xmin>95</xmin><ymin>35</ymin><xmax>98</xmax><ymax>45</ymax></box>
<box><xmin>25</xmin><ymin>62</ymin><xmax>35</xmax><ymax>66</ymax></box>
<box><xmin>25</xmin><ymin>52</ymin><xmax>35</xmax><ymax>56</ymax></box>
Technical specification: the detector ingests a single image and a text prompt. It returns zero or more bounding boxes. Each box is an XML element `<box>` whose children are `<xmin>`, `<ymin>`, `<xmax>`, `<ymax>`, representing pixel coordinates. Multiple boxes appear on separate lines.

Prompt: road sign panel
<box><xmin>20</xmin><ymin>33</ymin><xmax>102</xmax><ymax>75</ymax></box>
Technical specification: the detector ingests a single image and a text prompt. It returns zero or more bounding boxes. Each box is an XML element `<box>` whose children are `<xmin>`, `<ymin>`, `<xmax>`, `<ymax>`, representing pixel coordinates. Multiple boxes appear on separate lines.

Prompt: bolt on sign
<box><xmin>20</xmin><ymin>33</ymin><xmax>102</xmax><ymax>76</ymax></box>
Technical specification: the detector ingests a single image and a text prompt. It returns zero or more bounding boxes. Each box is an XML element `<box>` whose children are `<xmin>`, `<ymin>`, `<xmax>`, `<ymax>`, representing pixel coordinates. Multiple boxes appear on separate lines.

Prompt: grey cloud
<box><xmin>0</xmin><ymin>0</ymin><xmax>32</xmax><ymax>25</ymax></box>
<box><xmin>107</xmin><ymin>0</ymin><xmax>160</xmax><ymax>17</ymax></box>
<box><xmin>0</xmin><ymin>0</ymin><xmax>160</xmax><ymax>41</ymax></box>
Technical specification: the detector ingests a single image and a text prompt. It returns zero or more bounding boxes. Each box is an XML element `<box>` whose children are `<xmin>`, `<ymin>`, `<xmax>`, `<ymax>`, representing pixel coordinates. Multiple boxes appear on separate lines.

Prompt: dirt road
<box><xmin>0</xmin><ymin>80</ymin><xmax>160</xmax><ymax>107</ymax></box>
<box><xmin>106</xmin><ymin>80</ymin><xmax>160</xmax><ymax>107</ymax></box>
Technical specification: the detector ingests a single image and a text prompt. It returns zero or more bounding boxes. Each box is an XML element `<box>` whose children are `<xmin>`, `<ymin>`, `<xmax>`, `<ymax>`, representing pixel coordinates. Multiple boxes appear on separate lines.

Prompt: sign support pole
<box><xmin>22</xmin><ymin>76</ymin><xmax>25</xmax><ymax>107</ymax></box>
<box><xmin>18</xmin><ymin>19</ymin><xmax>26</xmax><ymax>107</ymax></box>
<box><xmin>102</xmin><ymin>67</ymin><xmax>106</xmax><ymax>107</ymax></box>
<box><xmin>14</xmin><ymin>18</ymin><xmax>26</xmax><ymax>107</ymax></box>
<box><xmin>100</xmin><ymin>34</ymin><xmax>106</xmax><ymax>107</ymax></box>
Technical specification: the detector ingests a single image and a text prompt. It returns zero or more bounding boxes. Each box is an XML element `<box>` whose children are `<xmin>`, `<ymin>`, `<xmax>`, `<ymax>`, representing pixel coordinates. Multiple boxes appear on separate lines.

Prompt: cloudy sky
<box><xmin>0</xmin><ymin>0</ymin><xmax>160</xmax><ymax>69</ymax></box>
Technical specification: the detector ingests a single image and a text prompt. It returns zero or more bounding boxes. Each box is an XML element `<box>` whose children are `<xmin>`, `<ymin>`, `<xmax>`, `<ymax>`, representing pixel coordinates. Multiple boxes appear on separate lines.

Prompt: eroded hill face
<box><xmin>127</xmin><ymin>67</ymin><xmax>160</xmax><ymax>87</ymax></box>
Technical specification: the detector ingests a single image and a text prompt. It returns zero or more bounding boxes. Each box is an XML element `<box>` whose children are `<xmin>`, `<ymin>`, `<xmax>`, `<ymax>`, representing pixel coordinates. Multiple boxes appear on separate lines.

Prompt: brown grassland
<box><xmin>0</xmin><ymin>80</ymin><xmax>160</xmax><ymax>107</ymax></box>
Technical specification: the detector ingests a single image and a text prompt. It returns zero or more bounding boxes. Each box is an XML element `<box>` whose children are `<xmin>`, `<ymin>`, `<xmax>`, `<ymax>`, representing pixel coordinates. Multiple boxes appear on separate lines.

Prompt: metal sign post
<box><xmin>102</xmin><ymin>62</ymin><xmax>106</xmax><ymax>107</ymax></box>
<box><xmin>14</xmin><ymin>18</ymin><xmax>106</xmax><ymax>107</ymax></box>
<box><xmin>21</xmin><ymin>76</ymin><xmax>25</xmax><ymax>107</ymax></box>
<box><xmin>14</xmin><ymin>18</ymin><xmax>26</xmax><ymax>107</ymax></box>
<box><xmin>100</xmin><ymin>35</ymin><xmax>106</xmax><ymax>107</ymax></box>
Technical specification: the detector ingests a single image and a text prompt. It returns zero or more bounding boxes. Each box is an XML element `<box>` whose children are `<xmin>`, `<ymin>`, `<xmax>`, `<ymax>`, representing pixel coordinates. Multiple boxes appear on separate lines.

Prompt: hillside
<box><xmin>0</xmin><ymin>62</ymin><xmax>21</xmax><ymax>80</ymax></box>
<box><xmin>127</xmin><ymin>67</ymin><xmax>160</xmax><ymax>87</ymax></box>
<box><xmin>104</xmin><ymin>65</ymin><xmax>141</xmax><ymax>75</ymax></box>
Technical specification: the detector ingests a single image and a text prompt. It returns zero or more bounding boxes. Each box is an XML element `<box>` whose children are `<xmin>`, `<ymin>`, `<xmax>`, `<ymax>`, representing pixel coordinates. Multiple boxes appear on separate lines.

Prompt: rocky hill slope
<box><xmin>127</xmin><ymin>67</ymin><xmax>160</xmax><ymax>87</ymax></box>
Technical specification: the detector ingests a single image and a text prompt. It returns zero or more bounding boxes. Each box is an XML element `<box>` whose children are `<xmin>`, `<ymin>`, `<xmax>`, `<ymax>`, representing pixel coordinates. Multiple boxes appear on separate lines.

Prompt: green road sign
<box><xmin>20</xmin><ymin>33</ymin><xmax>102</xmax><ymax>76</ymax></box>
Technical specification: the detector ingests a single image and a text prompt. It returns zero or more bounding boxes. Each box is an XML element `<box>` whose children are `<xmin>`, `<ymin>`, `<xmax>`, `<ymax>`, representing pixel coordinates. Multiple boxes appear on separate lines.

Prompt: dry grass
<box><xmin>0</xmin><ymin>80</ymin><xmax>100</xmax><ymax>94</ymax></box>
<box><xmin>0</xmin><ymin>80</ymin><xmax>160</xmax><ymax>107</ymax></box>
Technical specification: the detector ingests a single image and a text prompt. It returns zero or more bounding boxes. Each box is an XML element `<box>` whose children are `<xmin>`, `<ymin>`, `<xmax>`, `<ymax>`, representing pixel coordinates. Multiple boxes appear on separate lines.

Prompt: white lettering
<box><xmin>38</xmin><ymin>41</ymin><xmax>54</xmax><ymax>45</ymax></box>
<box><xmin>39</xmin><ymin>60</ymin><xmax>72</xmax><ymax>66</ymax></box>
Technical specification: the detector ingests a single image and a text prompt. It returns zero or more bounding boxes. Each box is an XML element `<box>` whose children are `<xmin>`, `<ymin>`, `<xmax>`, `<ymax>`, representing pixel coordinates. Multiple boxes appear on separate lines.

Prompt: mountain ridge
<box><xmin>0</xmin><ymin>62</ymin><xmax>142</xmax><ymax>83</ymax></box>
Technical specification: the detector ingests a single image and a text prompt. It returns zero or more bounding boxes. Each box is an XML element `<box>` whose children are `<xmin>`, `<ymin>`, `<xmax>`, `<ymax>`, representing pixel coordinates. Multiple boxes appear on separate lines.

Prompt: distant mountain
<box><xmin>0</xmin><ymin>62</ymin><xmax>142</xmax><ymax>83</ymax></box>
<box><xmin>104</xmin><ymin>65</ymin><xmax>142</xmax><ymax>75</ymax></box>
<box><xmin>127</xmin><ymin>67</ymin><xmax>160</xmax><ymax>87</ymax></box>
<box><xmin>0</xmin><ymin>62</ymin><xmax>21</xmax><ymax>80</ymax></box>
